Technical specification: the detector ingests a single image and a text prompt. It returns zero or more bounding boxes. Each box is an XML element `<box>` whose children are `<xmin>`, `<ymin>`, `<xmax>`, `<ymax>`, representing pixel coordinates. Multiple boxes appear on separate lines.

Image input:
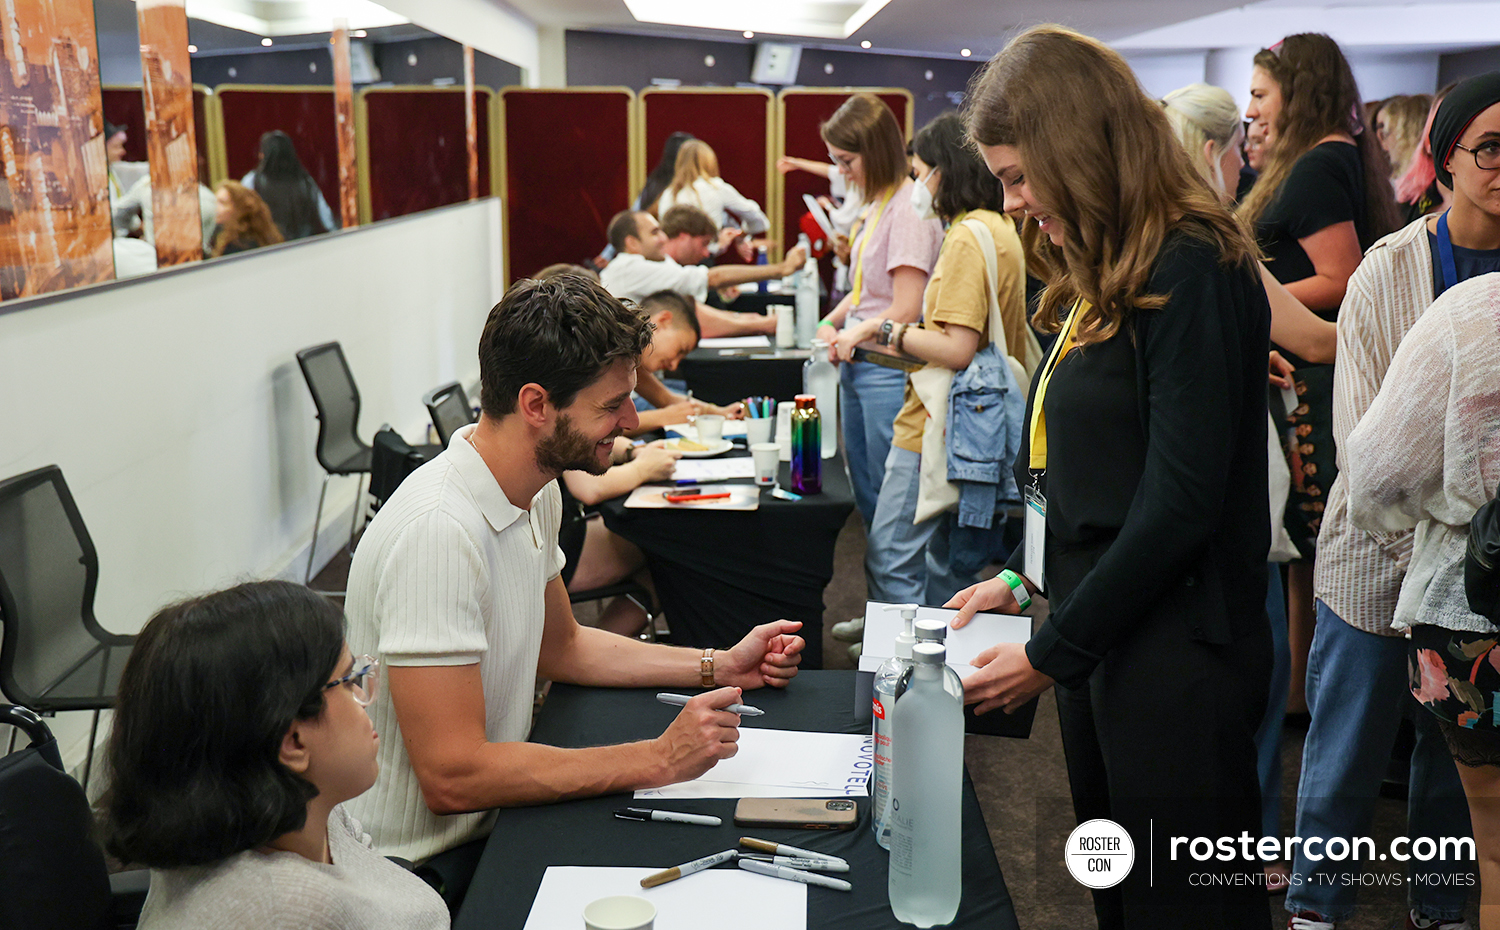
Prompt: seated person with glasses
<box><xmin>102</xmin><ymin>580</ymin><xmax>448</xmax><ymax>930</ymax></box>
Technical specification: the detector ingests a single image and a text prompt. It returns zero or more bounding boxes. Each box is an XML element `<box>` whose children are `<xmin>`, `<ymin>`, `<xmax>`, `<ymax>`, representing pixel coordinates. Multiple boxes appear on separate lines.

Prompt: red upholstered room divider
<box><xmin>358</xmin><ymin>86</ymin><xmax>494</xmax><ymax>223</ymax></box>
<box><xmin>638</xmin><ymin>88</ymin><xmax>773</xmax><ymax>254</ymax></box>
<box><xmin>500</xmin><ymin>87</ymin><xmax>635</xmax><ymax>284</ymax></box>
<box><xmin>775</xmin><ymin>88</ymin><xmax>914</xmax><ymax>255</ymax></box>
<box><xmin>214</xmin><ymin>85</ymin><xmax>340</xmax><ymax>213</ymax></box>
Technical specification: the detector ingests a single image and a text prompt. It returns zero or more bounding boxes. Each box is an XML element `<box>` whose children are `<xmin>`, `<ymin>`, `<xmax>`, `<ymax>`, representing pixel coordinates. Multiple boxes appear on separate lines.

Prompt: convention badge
<box><xmin>1024</xmin><ymin>485</ymin><xmax>1046</xmax><ymax>590</ymax></box>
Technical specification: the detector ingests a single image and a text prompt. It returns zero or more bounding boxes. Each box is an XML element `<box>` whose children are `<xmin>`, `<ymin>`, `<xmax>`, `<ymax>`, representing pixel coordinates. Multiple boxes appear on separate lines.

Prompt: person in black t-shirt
<box><xmin>958</xmin><ymin>26</ymin><xmax>1273</xmax><ymax>929</ymax></box>
<box><xmin>1238</xmin><ymin>33</ymin><xmax>1402</xmax><ymax>725</ymax></box>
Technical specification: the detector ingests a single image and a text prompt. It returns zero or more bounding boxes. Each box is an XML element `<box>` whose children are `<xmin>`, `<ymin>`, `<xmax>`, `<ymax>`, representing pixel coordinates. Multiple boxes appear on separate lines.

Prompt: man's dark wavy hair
<box><xmin>103</xmin><ymin>581</ymin><xmax>345</xmax><ymax>868</ymax></box>
<box><xmin>480</xmin><ymin>274</ymin><xmax>653</xmax><ymax>417</ymax></box>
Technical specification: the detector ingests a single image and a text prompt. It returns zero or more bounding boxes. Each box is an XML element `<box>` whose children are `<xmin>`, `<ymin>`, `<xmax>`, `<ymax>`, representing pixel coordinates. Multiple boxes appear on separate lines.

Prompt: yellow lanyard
<box><xmin>1027</xmin><ymin>299</ymin><xmax>1087</xmax><ymax>471</ymax></box>
<box><xmin>849</xmin><ymin>187</ymin><xmax>897</xmax><ymax>308</ymax></box>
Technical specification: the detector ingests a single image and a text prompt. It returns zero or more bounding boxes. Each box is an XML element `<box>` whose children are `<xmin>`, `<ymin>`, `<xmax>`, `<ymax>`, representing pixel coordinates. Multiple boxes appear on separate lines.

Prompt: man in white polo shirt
<box><xmin>344</xmin><ymin>275</ymin><xmax>805</xmax><ymax>906</ymax></box>
<box><xmin>599</xmin><ymin>208</ymin><xmax>804</xmax><ymax>323</ymax></box>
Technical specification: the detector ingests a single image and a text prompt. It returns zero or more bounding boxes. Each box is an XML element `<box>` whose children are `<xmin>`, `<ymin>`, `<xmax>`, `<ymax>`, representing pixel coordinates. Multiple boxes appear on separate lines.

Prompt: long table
<box><xmin>597</xmin><ymin>449</ymin><xmax>853</xmax><ymax>669</ymax></box>
<box><xmin>676</xmin><ymin>345</ymin><xmax>809</xmax><ymax>404</ymax></box>
<box><xmin>452</xmin><ymin>671</ymin><xmax>1019</xmax><ymax>930</ymax></box>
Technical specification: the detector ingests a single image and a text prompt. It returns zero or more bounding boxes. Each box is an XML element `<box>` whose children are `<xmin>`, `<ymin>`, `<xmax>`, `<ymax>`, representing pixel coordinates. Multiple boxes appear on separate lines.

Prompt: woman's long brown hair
<box><xmin>1236</xmin><ymin>33</ymin><xmax>1399</xmax><ymax>246</ymax></box>
<box><xmin>963</xmin><ymin>25</ymin><xmax>1258</xmax><ymax>345</ymax></box>
<box><xmin>212</xmin><ymin>180</ymin><xmax>284</xmax><ymax>257</ymax></box>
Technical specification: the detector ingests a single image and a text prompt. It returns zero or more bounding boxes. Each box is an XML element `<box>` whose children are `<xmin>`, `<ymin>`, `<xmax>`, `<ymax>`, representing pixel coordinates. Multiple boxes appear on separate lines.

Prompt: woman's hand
<box><xmin>944</xmin><ymin>576</ymin><xmax>1028</xmax><ymax>628</ymax></box>
<box><xmin>961</xmin><ymin>642</ymin><xmax>1055</xmax><ymax>715</ymax></box>
<box><xmin>705</xmin><ymin>402</ymin><xmax>746</xmax><ymax>420</ymax></box>
<box><xmin>1268</xmin><ymin>350</ymin><xmax>1296</xmax><ymax>391</ymax></box>
<box><xmin>834</xmin><ymin>317</ymin><xmax>881</xmax><ymax>363</ymax></box>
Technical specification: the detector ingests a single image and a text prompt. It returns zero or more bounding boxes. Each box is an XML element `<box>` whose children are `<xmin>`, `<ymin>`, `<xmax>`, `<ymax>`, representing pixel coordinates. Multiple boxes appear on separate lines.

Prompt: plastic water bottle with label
<box><xmin>871</xmin><ymin>604</ymin><xmax>917</xmax><ymax>848</ymax></box>
<box><xmin>794</xmin><ymin>233</ymin><xmax>819</xmax><ymax>348</ymax></box>
<box><xmin>888</xmin><ymin>641</ymin><xmax>964</xmax><ymax>927</ymax></box>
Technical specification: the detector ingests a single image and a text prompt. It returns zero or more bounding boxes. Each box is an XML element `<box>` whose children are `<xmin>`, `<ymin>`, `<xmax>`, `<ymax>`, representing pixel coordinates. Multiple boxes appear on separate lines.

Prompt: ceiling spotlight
<box><xmin>860</xmin><ymin>40</ymin><xmax>871</xmax><ymax>48</ymax></box>
<box><xmin>924</xmin><ymin>69</ymin><xmax>933</xmax><ymax>80</ymax></box>
<box><xmin>353</xmin><ymin>30</ymin><xmax>368</xmax><ymax>38</ymax></box>
<box><xmin>261</xmin><ymin>37</ymin><xmax>273</xmax><ymax>46</ymax></box>
<box><xmin>960</xmin><ymin>48</ymin><xmax>971</xmax><ymax>57</ymax></box>
<box><xmin>187</xmin><ymin>44</ymin><xmax>197</xmax><ymax>53</ymax></box>
<box><xmin>743</xmin><ymin>30</ymin><xmax>754</xmax><ymax>38</ymax></box>
<box><xmin>824</xmin><ymin>62</ymin><xmax>834</xmax><ymax>74</ymax></box>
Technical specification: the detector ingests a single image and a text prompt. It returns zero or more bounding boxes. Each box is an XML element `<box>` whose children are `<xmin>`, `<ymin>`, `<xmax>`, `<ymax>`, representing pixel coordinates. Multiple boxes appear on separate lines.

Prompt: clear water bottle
<box><xmin>794</xmin><ymin>233</ymin><xmax>819</xmax><ymax>348</ymax></box>
<box><xmin>888</xmin><ymin>642</ymin><xmax>963</xmax><ymax>927</ymax></box>
<box><xmin>912</xmin><ymin>620</ymin><xmax>964</xmax><ymax>700</ymax></box>
<box><xmin>872</xmin><ymin>604</ymin><xmax>917</xmax><ymax>848</ymax></box>
<box><xmin>803</xmin><ymin>343</ymin><xmax>839</xmax><ymax>459</ymax></box>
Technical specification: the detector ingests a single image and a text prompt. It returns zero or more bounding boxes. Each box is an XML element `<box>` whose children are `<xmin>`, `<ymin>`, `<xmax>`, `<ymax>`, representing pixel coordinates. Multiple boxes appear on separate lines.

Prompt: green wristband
<box><xmin>817</xmin><ymin>318</ymin><xmax>836</xmax><ymax>329</ymax></box>
<box><xmin>998</xmin><ymin>569</ymin><xmax>1031</xmax><ymax>611</ymax></box>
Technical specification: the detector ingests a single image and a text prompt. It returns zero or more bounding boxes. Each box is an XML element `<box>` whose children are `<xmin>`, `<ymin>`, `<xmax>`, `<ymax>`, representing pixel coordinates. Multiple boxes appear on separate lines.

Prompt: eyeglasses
<box><xmin>323</xmin><ymin>655</ymin><xmax>379</xmax><ymax>707</ymax></box>
<box><xmin>1453</xmin><ymin>140</ymin><xmax>1500</xmax><ymax>171</ymax></box>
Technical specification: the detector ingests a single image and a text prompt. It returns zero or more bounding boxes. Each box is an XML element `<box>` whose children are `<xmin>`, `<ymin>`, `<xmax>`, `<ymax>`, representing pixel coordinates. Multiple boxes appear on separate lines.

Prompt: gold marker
<box><xmin>639</xmin><ymin>848</ymin><xmax>738</xmax><ymax>888</ymax></box>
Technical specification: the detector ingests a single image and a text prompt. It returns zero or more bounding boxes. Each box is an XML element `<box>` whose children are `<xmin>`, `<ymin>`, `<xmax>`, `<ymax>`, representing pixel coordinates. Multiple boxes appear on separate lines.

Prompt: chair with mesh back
<box><xmin>296</xmin><ymin>342</ymin><xmax>373</xmax><ymax>587</ymax></box>
<box><xmin>0</xmin><ymin>466</ymin><xmax>135</xmax><ymax>790</ymax></box>
<box><xmin>423</xmin><ymin>381</ymin><xmax>477</xmax><ymax>448</ymax></box>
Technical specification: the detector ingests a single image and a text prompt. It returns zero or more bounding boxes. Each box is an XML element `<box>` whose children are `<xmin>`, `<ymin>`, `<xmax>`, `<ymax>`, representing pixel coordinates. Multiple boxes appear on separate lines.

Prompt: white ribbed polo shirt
<box><xmin>344</xmin><ymin>425</ymin><xmax>565</xmax><ymax>863</ymax></box>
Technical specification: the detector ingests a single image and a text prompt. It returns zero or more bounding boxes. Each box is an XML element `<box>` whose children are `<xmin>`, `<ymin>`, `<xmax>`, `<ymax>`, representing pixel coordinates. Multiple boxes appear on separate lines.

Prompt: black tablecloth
<box><xmin>677</xmin><ymin>346</ymin><xmax>809</xmax><ymax>405</ymax></box>
<box><xmin>452</xmin><ymin>671</ymin><xmax>1018</xmax><ymax>930</ymax></box>
<box><xmin>598</xmin><ymin>449</ymin><xmax>853</xmax><ymax>669</ymax></box>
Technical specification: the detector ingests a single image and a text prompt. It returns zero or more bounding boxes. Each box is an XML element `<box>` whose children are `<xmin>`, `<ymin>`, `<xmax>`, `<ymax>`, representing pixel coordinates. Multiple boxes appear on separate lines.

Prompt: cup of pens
<box><xmin>743</xmin><ymin>396</ymin><xmax>775</xmax><ymax>446</ymax></box>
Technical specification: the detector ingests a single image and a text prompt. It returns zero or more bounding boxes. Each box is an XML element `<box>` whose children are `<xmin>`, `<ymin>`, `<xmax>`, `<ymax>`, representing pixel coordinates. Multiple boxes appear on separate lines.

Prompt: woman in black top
<box><xmin>954</xmin><ymin>26</ymin><xmax>1272</xmax><ymax>928</ymax></box>
<box><xmin>244</xmin><ymin>130</ymin><xmax>338</xmax><ymax>241</ymax></box>
<box><xmin>1239</xmin><ymin>33</ymin><xmax>1399</xmax><ymax>717</ymax></box>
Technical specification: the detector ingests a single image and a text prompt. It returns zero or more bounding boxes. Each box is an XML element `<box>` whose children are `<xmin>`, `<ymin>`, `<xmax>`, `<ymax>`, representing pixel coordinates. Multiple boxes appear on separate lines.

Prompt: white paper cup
<box><xmin>745</xmin><ymin>417</ymin><xmax>774</xmax><ymax>446</ymax></box>
<box><xmin>775</xmin><ymin>401</ymin><xmax>795</xmax><ymax>461</ymax></box>
<box><xmin>696</xmin><ymin>415</ymin><xmax>725</xmax><ymax>444</ymax></box>
<box><xmin>751</xmin><ymin>442</ymin><xmax>781</xmax><ymax>486</ymax></box>
<box><xmin>775</xmin><ymin>304</ymin><xmax>796</xmax><ymax>348</ymax></box>
<box><xmin>583</xmin><ymin>895</ymin><xmax>655</xmax><ymax>930</ymax></box>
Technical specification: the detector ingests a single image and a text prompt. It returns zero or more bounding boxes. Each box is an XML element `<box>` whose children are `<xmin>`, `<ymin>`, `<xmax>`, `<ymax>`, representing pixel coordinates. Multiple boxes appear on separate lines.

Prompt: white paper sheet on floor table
<box><xmin>670</xmin><ymin>457</ymin><xmax>757</xmax><ymax>482</ymax></box>
<box><xmin>635</xmin><ymin>728</ymin><xmax>870</xmax><ymax>799</ymax></box>
<box><xmin>698</xmin><ymin>335</ymin><xmax>771</xmax><ymax>348</ymax></box>
<box><xmin>856</xmin><ymin>601</ymin><xmax>1031</xmax><ymax>675</ymax></box>
<box><xmin>523</xmin><ymin>866</ymin><xmax>805</xmax><ymax>930</ymax></box>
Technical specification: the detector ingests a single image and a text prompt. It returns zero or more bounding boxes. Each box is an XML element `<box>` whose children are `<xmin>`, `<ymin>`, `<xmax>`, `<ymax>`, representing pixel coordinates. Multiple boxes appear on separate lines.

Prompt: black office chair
<box><xmin>423</xmin><ymin>381</ymin><xmax>477</xmax><ymax>447</ymax></box>
<box><xmin>0</xmin><ymin>704</ymin><xmax>147</xmax><ymax>930</ymax></box>
<box><xmin>296</xmin><ymin>342</ymin><xmax>373</xmax><ymax>587</ymax></box>
<box><xmin>0</xmin><ymin>466</ymin><xmax>135</xmax><ymax>790</ymax></box>
<box><xmin>557</xmin><ymin>480</ymin><xmax>661</xmax><ymax>642</ymax></box>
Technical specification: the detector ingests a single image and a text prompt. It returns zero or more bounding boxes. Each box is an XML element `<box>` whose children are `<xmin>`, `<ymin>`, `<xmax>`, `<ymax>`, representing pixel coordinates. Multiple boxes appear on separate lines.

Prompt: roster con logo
<box><xmin>1066</xmin><ymin>819</ymin><xmax>1135</xmax><ymax>889</ymax></box>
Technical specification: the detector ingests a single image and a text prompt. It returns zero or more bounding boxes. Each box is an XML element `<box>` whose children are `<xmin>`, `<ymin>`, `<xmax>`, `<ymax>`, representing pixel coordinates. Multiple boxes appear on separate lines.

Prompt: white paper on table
<box><xmin>666</xmin><ymin>420</ymin><xmax>748</xmax><ymax>438</ymax></box>
<box><xmin>524</xmin><ymin>866</ymin><xmax>805</xmax><ymax>930</ymax></box>
<box><xmin>857</xmin><ymin>600</ymin><xmax>1031</xmax><ymax>675</ymax></box>
<box><xmin>636</xmin><ymin>728</ymin><xmax>871</xmax><ymax>799</ymax></box>
<box><xmin>698</xmin><ymin>335</ymin><xmax>771</xmax><ymax>348</ymax></box>
<box><xmin>671</xmin><ymin>458</ymin><xmax>757</xmax><ymax>482</ymax></box>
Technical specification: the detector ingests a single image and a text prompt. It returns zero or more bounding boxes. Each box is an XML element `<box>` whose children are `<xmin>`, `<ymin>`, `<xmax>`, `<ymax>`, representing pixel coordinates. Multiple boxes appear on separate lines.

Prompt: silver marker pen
<box><xmin>656</xmin><ymin>692</ymin><xmax>765</xmax><ymax>716</ymax></box>
<box><xmin>738</xmin><ymin>858</ymin><xmax>852</xmax><ymax>892</ymax></box>
<box><xmin>740</xmin><ymin>854</ymin><xmax>851</xmax><ymax>873</ymax></box>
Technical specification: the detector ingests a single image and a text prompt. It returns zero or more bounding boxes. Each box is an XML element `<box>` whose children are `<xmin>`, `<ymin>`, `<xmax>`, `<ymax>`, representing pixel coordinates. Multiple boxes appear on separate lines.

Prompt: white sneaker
<box><xmin>831</xmin><ymin>616</ymin><xmax>864</xmax><ymax>642</ymax></box>
<box><xmin>1408</xmin><ymin>910</ymin><xmax>1474</xmax><ymax>930</ymax></box>
<box><xmin>1289</xmin><ymin>913</ymin><xmax>1335</xmax><ymax>930</ymax></box>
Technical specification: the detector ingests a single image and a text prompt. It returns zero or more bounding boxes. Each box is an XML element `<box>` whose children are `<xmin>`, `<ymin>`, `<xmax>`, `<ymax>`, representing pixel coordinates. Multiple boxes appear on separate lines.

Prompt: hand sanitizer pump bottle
<box><xmin>872</xmin><ymin>604</ymin><xmax>917</xmax><ymax>848</ymax></box>
<box><xmin>888</xmin><ymin>642</ymin><xmax>963</xmax><ymax>927</ymax></box>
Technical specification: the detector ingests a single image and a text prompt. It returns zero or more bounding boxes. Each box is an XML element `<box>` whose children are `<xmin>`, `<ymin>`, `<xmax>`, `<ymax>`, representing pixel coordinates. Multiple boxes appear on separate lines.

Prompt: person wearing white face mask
<box><xmin>857</xmin><ymin>111</ymin><xmax>1040</xmax><ymax>615</ymax></box>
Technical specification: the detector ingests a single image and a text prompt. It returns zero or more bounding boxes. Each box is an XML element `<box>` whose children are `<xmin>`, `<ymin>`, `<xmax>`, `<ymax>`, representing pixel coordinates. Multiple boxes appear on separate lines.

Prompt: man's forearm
<box><xmin>697</xmin><ymin>304</ymin><xmax>775</xmax><ymax>338</ymax></box>
<box><xmin>415</xmin><ymin>738</ymin><xmax>666</xmax><ymax>814</ymax></box>
<box><xmin>545</xmin><ymin>623</ymin><xmax>705</xmax><ymax>690</ymax></box>
<box><xmin>635</xmin><ymin>369</ymin><xmax>676</xmax><ymax>408</ymax></box>
<box><xmin>707</xmin><ymin>263</ymin><xmax>786</xmax><ymax>289</ymax></box>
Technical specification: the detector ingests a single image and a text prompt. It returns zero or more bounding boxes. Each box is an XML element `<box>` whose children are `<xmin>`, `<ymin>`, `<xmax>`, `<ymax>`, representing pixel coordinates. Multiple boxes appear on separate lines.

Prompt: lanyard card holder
<box><xmin>1024</xmin><ymin>484</ymin><xmax>1046</xmax><ymax>590</ymax></box>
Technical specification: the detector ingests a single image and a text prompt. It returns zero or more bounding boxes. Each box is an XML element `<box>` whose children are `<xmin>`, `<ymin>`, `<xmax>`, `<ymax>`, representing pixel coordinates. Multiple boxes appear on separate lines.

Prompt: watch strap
<box><xmin>700</xmin><ymin>648</ymin><xmax>716</xmax><ymax>688</ymax></box>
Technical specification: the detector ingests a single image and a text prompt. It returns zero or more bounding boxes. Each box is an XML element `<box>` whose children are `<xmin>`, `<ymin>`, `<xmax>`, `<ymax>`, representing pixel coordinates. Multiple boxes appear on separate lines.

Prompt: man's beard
<box><xmin>536</xmin><ymin>414</ymin><xmax>611</xmax><ymax>476</ymax></box>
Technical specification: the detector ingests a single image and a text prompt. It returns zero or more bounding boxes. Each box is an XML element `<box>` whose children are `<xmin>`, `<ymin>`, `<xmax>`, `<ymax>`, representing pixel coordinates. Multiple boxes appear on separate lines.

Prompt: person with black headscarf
<box><xmin>242</xmin><ymin>130</ymin><xmax>339</xmax><ymax>241</ymax></box>
<box><xmin>1286</xmin><ymin>72</ymin><xmax>1500</xmax><ymax>930</ymax></box>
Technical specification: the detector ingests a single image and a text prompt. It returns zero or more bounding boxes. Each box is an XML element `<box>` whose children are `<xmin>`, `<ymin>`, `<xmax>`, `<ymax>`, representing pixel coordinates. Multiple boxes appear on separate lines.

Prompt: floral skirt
<box><xmin>1409</xmin><ymin>625</ymin><xmax>1500</xmax><ymax>767</ymax></box>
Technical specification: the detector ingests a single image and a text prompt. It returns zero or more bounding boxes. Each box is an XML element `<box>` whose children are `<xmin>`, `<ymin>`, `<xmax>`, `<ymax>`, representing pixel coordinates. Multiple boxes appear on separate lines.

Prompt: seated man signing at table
<box><xmin>629</xmin><ymin>289</ymin><xmax>741</xmax><ymax>435</ymax></box>
<box><xmin>344</xmin><ymin>275</ymin><xmax>804</xmax><ymax>894</ymax></box>
<box><xmin>600</xmin><ymin>206</ymin><xmax>805</xmax><ymax>339</ymax></box>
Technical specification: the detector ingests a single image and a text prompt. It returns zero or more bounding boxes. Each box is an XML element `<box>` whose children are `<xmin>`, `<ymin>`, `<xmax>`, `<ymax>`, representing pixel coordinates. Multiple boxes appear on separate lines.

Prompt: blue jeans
<box><xmin>1257</xmin><ymin>565</ymin><xmax>1291</xmax><ymax>839</ymax></box>
<box><xmin>839</xmin><ymin>360</ymin><xmax>908</xmax><ymax>527</ymax></box>
<box><xmin>865</xmin><ymin>445</ymin><xmax>982</xmax><ymax>605</ymax></box>
<box><xmin>1286</xmin><ymin>600</ymin><xmax>1474</xmax><ymax>920</ymax></box>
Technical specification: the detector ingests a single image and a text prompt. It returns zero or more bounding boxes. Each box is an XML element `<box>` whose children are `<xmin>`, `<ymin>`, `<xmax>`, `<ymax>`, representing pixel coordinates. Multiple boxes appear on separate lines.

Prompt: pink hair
<box><xmin>1394</xmin><ymin>94</ymin><xmax>1442</xmax><ymax>206</ymax></box>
